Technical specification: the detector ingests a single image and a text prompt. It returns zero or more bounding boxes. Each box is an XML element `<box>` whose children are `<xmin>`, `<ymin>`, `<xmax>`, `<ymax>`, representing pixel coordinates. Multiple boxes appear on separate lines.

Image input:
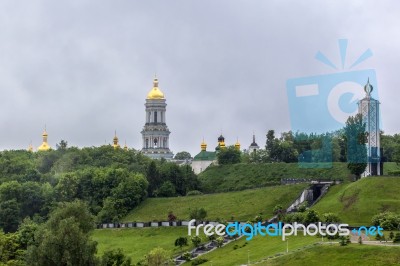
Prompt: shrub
<box><xmin>189</xmin><ymin>208</ymin><xmax>207</xmax><ymax>220</ymax></box>
<box><xmin>182</xmin><ymin>252</ymin><xmax>192</xmax><ymax>262</ymax></box>
<box><xmin>167</xmin><ymin>212</ymin><xmax>176</xmax><ymax>222</ymax></box>
<box><xmin>393</xmin><ymin>233</ymin><xmax>400</xmax><ymax>243</ymax></box>
<box><xmin>191</xmin><ymin>236</ymin><xmax>201</xmax><ymax>247</ymax></box>
<box><xmin>186</xmin><ymin>190</ymin><xmax>203</xmax><ymax>196</ymax></box>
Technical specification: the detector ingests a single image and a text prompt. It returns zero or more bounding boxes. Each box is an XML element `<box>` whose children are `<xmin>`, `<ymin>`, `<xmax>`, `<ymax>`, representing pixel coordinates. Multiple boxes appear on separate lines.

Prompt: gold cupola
<box><xmin>27</xmin><ymin>142</ymin><xmax>34</xmax><ymax>152</ymax></box>
<box><xmin>235</xmin><ymin>139</ymin><xmax>241</xmax><ymax>150</ymax></box>
<box><xmin>123</xmin><ymin>140</ymin><xmax>128</xmax><ymax>151</ymax></box>
<box><xmin>147</xmin><ymin>77</ymin><xmax>165</xmax><ymax>99</ymax></box>
<box><xmin>201</xmin><ymin>139</ymin><xmax>207</xmax><ymax>151</ymax></box>
<box><xmin>37</xmin><ymin>128</ymin><xmax>51</xmax><ymax>151</ymax></box>
<box><xmin>113</xmin><ymin>131</ymin><xmax>120</xmax><ymax>149</ymax></box>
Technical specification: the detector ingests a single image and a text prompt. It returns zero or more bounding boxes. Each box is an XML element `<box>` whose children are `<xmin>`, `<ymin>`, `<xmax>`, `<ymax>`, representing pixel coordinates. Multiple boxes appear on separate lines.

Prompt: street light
<box><xmin>286</xmin><ymin>238</ymin><xmax>289</xmax><ymax>253</ymax></box>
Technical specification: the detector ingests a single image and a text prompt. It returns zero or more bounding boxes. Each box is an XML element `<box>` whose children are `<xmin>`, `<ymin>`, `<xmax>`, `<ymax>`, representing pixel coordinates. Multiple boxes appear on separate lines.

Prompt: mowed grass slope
<box><xmin>183</xmin><ymin>235</ymin><xmax>319</xmax><ymax>266</ymax></box>
<box><xmin>264</xmin><ymin>244</ymin><xmax>400</xmax><ymax>266</ymax></box>
<box><xmin>312</xmin><ymin>176</ymin><xmax>400</xmax><ymax>225</ymax></box>
<box><xmin>123</xmin><ymin>184</ymin><xmax>307</xmax><ymax>222</ymax></box>
<box><xmin>93</xmin><ymin>227</ymin><xmax>204</xmax><ymax>264</ymax></box>
<box><xmin>199</xmin><ymin>162</ymin><xmax>351</xmax><ymax>193</ymax></box>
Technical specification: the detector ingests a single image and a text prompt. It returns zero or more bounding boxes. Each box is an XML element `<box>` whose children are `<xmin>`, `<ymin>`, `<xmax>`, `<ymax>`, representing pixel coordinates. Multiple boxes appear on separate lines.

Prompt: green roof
<box><xmin>193</xmin><ymin>150</ymin><xmax>217</xmax><ymax>161</ymax></box>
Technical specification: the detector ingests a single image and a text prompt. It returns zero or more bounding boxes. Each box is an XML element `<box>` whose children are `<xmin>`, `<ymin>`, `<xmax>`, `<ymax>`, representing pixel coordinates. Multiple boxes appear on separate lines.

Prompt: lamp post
<box><xmin>286</xmin><ymin>238</ymin><xmax>289</xmax><ymax>253</ymax></box>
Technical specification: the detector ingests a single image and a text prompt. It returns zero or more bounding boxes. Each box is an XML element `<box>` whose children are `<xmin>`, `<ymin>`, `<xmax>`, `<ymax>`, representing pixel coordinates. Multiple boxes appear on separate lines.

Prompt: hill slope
<box><xmin>123</xmin><ymin>184</ymin><xmax>307</xmax><ymax>222</ymax></box>
<box><xmin>265</xmin><ymin>244</ymin><xmax>400</xmax><ymax>266</ymax></box>
<box><xmin>312</xmin><ymin>176</ymin><xmax>400</xmax><ymax>225</ymax></box>
<box><xmin>199</xmin><ymin>162</ymin><xmax>351</xmax><ymax>193</ymax></box>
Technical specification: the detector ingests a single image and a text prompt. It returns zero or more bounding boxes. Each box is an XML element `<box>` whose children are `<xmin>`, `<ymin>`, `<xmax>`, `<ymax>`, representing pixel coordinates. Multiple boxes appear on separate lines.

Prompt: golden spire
<box><xmin>124</xmin><ymin>140</ymin><xmax>128</xmax><ymax>151</ymax></box>
<box><xmin>37</xmin><ymin>126</ymin><xmax>51</xmax><ymax>151</ymax></box>
<box><xmin>27</xmin><ymin>141</ymin><xmax>34</xmax><ymax>152</ymax></box>
<box><xmin>113</xmin><ymin>131</ymin><xmax>120</xmax><ymax>149</ymax></box>
<box><xmin>201</xmin><ymin>138</ymin><xmax>207</xmax><ymax>151</ymax></box>
<box><xmin>235</xmin><ymin>138</ymin><xmax>241</xmax><ymax>150</ymax></box>
<box><xmin>147</xmin><ymin>77</ymin><xmax>165</xmax><ymax>99</ymax></box>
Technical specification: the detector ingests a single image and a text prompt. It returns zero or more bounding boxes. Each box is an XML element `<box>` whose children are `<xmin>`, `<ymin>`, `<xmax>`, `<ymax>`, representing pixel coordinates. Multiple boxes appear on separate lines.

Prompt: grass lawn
<box><xmin>264</xmin><ymin>244</ymin><xmax>400</xmax><ymax>266</ymax></box>
<box><xmin>184</xmin><ymin>234</ymin><xmax>320</xmax><ymax>266</ymax></box>
<box><xmin>312</xmin><ymin>176</ymin><xmax>400</xmax><ymax>226</ymax></box>
<box><xmin>199</xmin><ymin>162</ymin><xmax>351</xmax><ymax>193</ymax></box>
<box><xmin>92</xmin><ymin>227</ymin><xmax>204</xmax><ymax>264</ymax></box>
<box><xmin>123</xmin><ymin>184</ymin><xmax>307</xmax><ymax>222</ymax></box>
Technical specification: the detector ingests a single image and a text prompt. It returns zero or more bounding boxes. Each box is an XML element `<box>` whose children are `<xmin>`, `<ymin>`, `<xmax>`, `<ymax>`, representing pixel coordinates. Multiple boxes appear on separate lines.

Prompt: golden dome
<box><xmin>235</xmin><ymin>139</ymin><xmax>241</xmax><ymax>150</ymax></box>
<box><xmin>113</xmin><ymin>131</ymin><xmax>120</xmax><ymax>149</ymax></box>
<box><xmin>201</xmin><ymin>140</ymin><xmax>207</xmax><ymax>151</ymax></box>
<box><xmin>147</xmin><ymin>78</ymin><xmax>165</xmax><ymax>99</ymax></box>
<box><xmin>37</xmin><ymin>128</ymin><xmax>51</xmax><ymax>151</ymax></box>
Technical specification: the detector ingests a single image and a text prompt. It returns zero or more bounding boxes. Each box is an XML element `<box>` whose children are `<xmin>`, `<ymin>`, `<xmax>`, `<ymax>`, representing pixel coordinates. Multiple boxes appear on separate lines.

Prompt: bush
<box><xmin>101</xmin><ymin>248</ymin><xmax>131</xmax><ymax>266</ymax></box>
<box><xmin>186</xmin><ymin>190</ymin><xmax>203</xmax><ymax>196</ymax></box>
<box><xmin>216</xmin><ymin>236</ymin><xmax>224</xmax><ymax>247</ymax></box>
<box><xmin>182</xmin><ymin>252</ymin><xmax>192</xmax><ymax>262</ymax></box>
<box><xmin>191</xmin><ymin>236</ymin><xmax>201</xmax><ymax>247</ymax></box>
<box><xmin>167</xmin><ymin>212</ymin><xmax>176</xmax><ymax>222</ymax></box>
<box><xmin>322</xmin><ymin>213</ymin><xmax>340</xmax><ymax>224</ymax></box>
<box><xmin>158</xmin><ymin>181</ymin><xmax>177</xmax><ymax>197</ymax></box>
<box><xmin>393</xmin><ymin>233</ymin><xmax>400</xmax><ymax>243</ymax></box>
<box><xmin>189</xmin><ymin>208</ymin><xmax>207</xmax><ymax>220</ymax></box>
<box><xmin>371</xmin><ymin>212</ymin><xmax>400</xmax><ymax>230</ymax></box>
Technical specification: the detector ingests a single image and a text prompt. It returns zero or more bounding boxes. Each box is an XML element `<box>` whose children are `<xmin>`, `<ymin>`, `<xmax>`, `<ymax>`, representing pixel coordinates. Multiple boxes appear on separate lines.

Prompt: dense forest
<box><xmin>0</xmin><ymin>144</ymin><xmax>199</xmax><ymax>233</ymax></box>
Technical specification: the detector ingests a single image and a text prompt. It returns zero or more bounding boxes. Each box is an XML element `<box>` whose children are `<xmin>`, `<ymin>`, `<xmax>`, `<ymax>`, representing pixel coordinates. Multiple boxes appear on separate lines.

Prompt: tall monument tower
<box><xmin>141</xmin><ymin>77</ymin><xmax>173</xmax><ymax>159</ymax></box>
<box><xmin>357</xmin><ymin>79</ymin><xmax>382</xmax><ymax>176</ymax></box>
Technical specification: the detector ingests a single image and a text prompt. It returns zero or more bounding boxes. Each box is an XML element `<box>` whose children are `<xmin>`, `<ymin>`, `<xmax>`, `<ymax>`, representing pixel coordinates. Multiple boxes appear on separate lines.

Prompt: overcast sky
<box><xmin>0</xmin><ymin>0</ymin><xmax>399</xmax><ymax>156</ymax></box>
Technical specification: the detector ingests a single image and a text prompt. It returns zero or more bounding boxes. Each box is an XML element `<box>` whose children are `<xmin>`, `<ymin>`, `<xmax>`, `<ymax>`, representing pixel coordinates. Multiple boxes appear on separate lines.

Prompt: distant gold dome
<box><xmin>235</xmin><ymin>139</ymin><xmax>241</xmax><ymax>150</ymax></box>
<box><xmin>38</xmin><ymin>129</ymin><xmax>51</xmax><ymax>151</ymax></box>
<box><xmin>147</xmin><ymin>78</ymin><xmax>165</xmax><ymax>99</ymax></box>
<box><xmin>201</xmin><ymin>140</ymin><xmax>207</xmax><ymax>151</ymax></box>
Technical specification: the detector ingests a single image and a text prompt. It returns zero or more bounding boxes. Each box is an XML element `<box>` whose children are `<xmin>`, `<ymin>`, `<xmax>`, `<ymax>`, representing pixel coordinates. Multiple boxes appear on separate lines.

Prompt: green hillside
<box><xmin>93</xmin><ymin>227</ymin><xmax>206</xmax><ymax>264</ymax></box>
<box><xmin>123</xmin><ymin>184</ymin><xmax>307</xmax><ymax>222</ymax></box>
<box><xmin>199</xmin><ymin>162</ymin><xmax>351</xmax><ymax>193</ymax></box>
<box><xmin>265</xmin><ymin>244</ymin><xmax>400</xmax><ymax>266</ymax></box>
<box><xmin>312</xmin><ymin>176</ymin><xmax>400</xmax><ymax>225</ymax></box>
<box><xmin>182</xmin><ymin>234</ymin><xmax>319</xmax><ymax>266</ymax></box>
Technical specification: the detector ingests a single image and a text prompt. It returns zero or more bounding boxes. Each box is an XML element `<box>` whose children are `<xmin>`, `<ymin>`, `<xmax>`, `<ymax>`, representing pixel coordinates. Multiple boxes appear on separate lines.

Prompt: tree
<box><xmin>100</xmin><ymin>248</ymin><xmax>131</xmax><ymax>266</ymax></box>
<box><xmin>174</xmin><ymin>237</ymin><xmax>188</xmax><ymax>251</ymax></box>
<box><xmin>389</xmin><ymin>231</ymin><xmax>394</xmax><ymax>240</ymax></box>
<box><xmin>174</xmin><ymin>151</ymin><xmax>192</xmax><ymax>160</ymax></box>
<box><xmin>189</xmin><ymin>208</ymin><xmax>207</xmax><ymax>220</ymax></box>
<box><xmin>344</xmin><ymin>114</ymin><xmax>367</xmax><ymax>179</ymax></box>
<box><xmin>0</xmin><ymin>199</ymin><xmax>21</xmax><ymax>233</ymax></box>
<box><xmin>393</xmin><ymin>233</ymin><xmax>400</xmax><ymax>243</ymax></box>
<box><xmin>217</xmin><ymin>146</ymin><xmax>241</xmax><ymax>165</ymax></box>
<box><xmin>303</xmin><ymin>210</ymin><xmax>320</xmax><ymax>225</ymax></box>
<box><xmin>146</xmin><ymin>247</ymin><xmax>171</xmax><ymax>266</ymax></box>
<box><xmin>216</xmin><ymin>236</ymin><xmax>224</xmax><ymax>248</ymax></box>
<box><xmin>26</xmin><ymin>200</ymin><xmax>98</xmax><ymax>266</ymax></box>
<box><xmin>157</xmin><ymin>181</ymin><xmax>177</xmax><ymax>197</ymax></box>
<box><xmin>322</xmin><ymin>213</ymin><xmax>340</xmax><ymax>224</ymax></box>
<box><xmin>146</xmin><ymin>161</ymin><xmax>161</xmax><ymax>197</ymax></box>
<box><xmin>56</xmin><ymin>140</ymin><xmax>68</xmax><ymax>150</ymax></box>
<box><xmin>266</xmin><ymin>130</ymin><xmax>280</xmax><ymax>162</ymax></box>
<box><xmin>191</xmin><ymin>236</ymin><xmax>201</xmax><ymax>247</ymax></box>
<box><xmin>273</xmin><ymin>205</ymin><xmax>285</xmax><ymax>220</ymax></box>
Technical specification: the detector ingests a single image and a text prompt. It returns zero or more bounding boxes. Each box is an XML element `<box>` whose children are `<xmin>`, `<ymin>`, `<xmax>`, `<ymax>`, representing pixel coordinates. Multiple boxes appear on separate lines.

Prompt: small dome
<box><xmin>201</xmin><ymin>140</ymin><xmax>207</xmax><ymax>151</ymax></box>
<box><xmin>218</xmin><ymin>135</ymin><xmax>225</xmax><ymax>142</ymax></box>
<box><xmin>147</xmin><ymin>78</ymin><xmax>165</xmax><ymax>99</ymax></box>
<box><xmin>235</xmin><ymin>140</ymin><xmax>241</xmax><ymax>149</ymax></box>
<box><xmin>364</xmin><ymin>78</ymin><xmax>373</xmax><ymax>96</ymax></box>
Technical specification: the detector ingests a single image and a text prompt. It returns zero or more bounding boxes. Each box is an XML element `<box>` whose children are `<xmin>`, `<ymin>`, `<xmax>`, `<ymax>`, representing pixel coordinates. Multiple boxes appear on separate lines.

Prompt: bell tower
<box><xmin>141</xmin><ymin>77</ymin><xmax>173</xmax><ymax>159</ymax></box>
